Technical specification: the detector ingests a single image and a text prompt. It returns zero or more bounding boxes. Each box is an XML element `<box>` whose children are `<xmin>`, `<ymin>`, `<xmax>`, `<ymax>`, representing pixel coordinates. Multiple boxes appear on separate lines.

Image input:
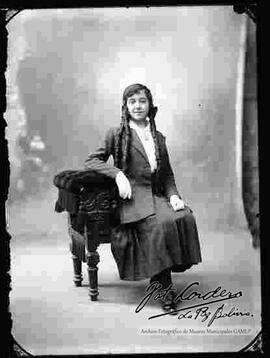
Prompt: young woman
<box><xmin>84</xmin><ymin>83</ymin><xmax>202</xmax><ymax>314</ymax></box>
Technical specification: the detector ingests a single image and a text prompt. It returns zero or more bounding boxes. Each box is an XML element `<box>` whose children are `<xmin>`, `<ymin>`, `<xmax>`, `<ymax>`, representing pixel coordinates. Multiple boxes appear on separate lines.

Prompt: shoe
<box><xmin>161</xmin><ymin>292</ymin><xmax>178</xmax><ymax>315</ymax></box>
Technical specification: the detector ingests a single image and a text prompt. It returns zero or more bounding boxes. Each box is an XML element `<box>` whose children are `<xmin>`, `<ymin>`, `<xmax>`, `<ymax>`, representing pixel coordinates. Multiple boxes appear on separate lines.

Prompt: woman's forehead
<box><xmin>127</xmin><ymin>90</ymin><xmax>147</xmax><ymax>100</ymax></box>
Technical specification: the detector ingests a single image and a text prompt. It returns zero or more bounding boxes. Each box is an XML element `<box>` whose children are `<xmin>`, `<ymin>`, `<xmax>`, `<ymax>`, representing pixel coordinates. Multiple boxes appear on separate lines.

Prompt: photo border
<box><xmin>0</xmin><ymin>2</ymin><xmax>264</xmax><ymax>356</ymax></box>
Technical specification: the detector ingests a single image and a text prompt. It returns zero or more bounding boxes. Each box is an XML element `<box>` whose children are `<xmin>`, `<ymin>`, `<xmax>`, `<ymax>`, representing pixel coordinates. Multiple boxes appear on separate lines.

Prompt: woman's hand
<box><xmin>115</xmin><ymin>171</ymin><xmax>132</xmax><ymax>199</ymax></box>
<box><xmin>170</xmin><ymin>195</ymin><xmax>185</xmax><ymax>211</ymax></box>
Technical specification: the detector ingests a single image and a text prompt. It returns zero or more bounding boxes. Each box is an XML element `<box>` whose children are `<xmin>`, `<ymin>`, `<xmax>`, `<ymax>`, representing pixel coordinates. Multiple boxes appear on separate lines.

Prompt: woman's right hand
<box><xmin>115</xmin><ymin>171</ymin><xmax>132</xmax><ymax>199</ymax></box>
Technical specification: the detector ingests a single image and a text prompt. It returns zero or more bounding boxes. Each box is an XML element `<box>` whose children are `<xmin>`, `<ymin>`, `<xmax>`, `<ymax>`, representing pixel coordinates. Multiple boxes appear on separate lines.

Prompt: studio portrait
<box><xmin>4</xmin><ymin>5</ymin><xmax>261</xmax><ymax>355</ymax></box>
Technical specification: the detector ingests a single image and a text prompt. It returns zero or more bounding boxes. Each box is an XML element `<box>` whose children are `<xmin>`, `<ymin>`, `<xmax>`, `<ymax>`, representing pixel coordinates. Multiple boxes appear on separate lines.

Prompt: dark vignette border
<box><xmin>0</xmin><ymin>1</ymin><xmax>264</xmax><ymax>357</ymax></box>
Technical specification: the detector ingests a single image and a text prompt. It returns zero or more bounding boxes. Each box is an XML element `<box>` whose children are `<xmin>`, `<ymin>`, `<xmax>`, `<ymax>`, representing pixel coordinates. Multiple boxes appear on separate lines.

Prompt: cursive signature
<box><xmin>174</xmin><ymin>281</ymin><xmax>242</xmax><ymax>302</ymax></box>
<box><xmin>135</xmin><ymin>282</ymin><xmax>176</xmax><ymax>313</ymax></box>
<box><xmin>176</xmin><ymin>304</ymin><xmax>253</xmax><ymax>327</ymax></box>
<box><xmin>134</xmin><ymin>281</ymin><xmax>252</xmax><ymax>324</ymax></box>
<box><xmin>135</xmin><ymin>281</ymin><xmax>242</xmax><ymax>314</ymax></box>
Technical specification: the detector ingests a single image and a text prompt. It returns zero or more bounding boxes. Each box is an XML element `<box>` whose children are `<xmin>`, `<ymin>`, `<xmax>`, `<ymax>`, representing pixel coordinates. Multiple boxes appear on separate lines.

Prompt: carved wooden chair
<box><xmin>53</xmin><ymin>170</ymin><xmax>119</xmax><ymax>301</ymax></box>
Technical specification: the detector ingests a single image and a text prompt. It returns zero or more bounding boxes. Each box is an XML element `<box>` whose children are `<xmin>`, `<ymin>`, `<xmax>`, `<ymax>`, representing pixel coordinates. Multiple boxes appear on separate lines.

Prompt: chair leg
<box><xmin>86</xmin><ymin>251</ymin><xmax>100</xmax><ymax>301</ymax></box>
<box><xmin>72</xmin><ymin>254</ymin><xmax>83</xmax><ymax>287</ymax></box>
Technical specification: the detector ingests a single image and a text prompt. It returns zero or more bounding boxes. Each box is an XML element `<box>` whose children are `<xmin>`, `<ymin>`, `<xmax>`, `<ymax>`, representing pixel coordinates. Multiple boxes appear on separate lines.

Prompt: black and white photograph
<box><xmin>3</xmin><ymin>4</ymin><xmax>261</xmax><ymax>355</ymax></box>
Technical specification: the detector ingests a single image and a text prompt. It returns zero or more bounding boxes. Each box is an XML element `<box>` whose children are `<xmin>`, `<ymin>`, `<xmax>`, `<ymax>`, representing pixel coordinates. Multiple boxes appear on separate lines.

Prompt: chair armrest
<box><xmin>53</xmin><ymin>169</ymin><xmax>116</xmax><ymax>194</ymax></box>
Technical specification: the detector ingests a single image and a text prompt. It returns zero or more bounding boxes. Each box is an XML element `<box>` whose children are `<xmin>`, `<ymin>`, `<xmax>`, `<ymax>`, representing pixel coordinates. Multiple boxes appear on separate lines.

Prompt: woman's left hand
<box><xmin>170</xmin><ymin>195</ymin><xmax>185</xmax><ymax>211</ymax></box>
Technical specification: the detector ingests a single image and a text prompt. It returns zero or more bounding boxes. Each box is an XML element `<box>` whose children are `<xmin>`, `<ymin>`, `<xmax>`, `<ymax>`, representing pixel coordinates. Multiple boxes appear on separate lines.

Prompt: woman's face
<box><xmin>126</xmin><ymin>90</ymin><xmax>150</xmax><ymax>122</ymax></box>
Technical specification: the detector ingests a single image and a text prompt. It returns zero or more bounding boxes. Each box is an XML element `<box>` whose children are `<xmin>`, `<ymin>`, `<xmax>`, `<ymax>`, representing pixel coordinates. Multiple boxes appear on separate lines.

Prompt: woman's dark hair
<box><xmin>114</xmin><ymin>83</ymin><xmax>160</xmax><ymax>174</ymax></box>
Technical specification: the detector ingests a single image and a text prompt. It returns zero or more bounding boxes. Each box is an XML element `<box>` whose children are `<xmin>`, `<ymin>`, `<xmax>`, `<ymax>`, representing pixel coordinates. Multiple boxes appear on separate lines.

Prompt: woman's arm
<box><xmin>85</xmin><ymin>128</ymin><xmax>131</xmax><ymax>199</ymax></box>
<box><xmin>84</xmin><ymin>127</ymin><xmax>120</xmax><ymax>179</ymax></box>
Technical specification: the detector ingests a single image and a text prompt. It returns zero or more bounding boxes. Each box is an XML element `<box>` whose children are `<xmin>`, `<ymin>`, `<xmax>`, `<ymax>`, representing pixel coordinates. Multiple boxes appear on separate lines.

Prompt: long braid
<box><xmin>114</xmin><ymin>106</ymin><xmax>131</xmax><ymax>174</ymax></box>
<box><xmin>122</xmin><ymin>117</ymin><xmax>131</xmax><ymax>173</ymax></box>
<box><xmin>114</xmin><ymin>117</ymin><xmax>124</xmax><ymax>169</ymax></box>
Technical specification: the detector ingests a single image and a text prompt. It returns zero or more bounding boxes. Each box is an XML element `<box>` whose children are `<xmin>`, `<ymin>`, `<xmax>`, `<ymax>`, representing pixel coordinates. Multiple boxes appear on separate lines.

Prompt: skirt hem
<box><xmin>117</xmin><ymin>262</ymin><xmax>201</xmax><ymax>281</ymax></box>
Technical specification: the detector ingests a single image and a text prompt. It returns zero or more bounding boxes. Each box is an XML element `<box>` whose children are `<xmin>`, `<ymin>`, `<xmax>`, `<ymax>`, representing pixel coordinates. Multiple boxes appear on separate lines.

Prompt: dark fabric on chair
<box><xmin>53</xmin><ymin>169</ymin><xmax>116</xmax><ymax>193</ymax></box>
<box><xmin>55</xmin><ymin>189</ymin><xmax>80</xmax><ymax>214</ymax></box>
<box><xmin>53</xmin><ymin>169</ymin><xmax>119</xmax><ymax>216</ymax></box>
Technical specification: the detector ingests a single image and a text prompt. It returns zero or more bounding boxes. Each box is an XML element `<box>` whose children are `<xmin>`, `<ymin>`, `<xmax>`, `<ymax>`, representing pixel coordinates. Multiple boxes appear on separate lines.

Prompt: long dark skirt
<box><xmin>111</xmin><ymin>195</ymin><xmax>202</xmax><ymax>281</ymax></box>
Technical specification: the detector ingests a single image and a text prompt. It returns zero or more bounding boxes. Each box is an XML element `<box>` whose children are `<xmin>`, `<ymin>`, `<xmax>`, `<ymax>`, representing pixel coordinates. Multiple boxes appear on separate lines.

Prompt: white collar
<box><xmin>129</xmin><ymin>119</ymin><xmax>150</xmax><ymax>132</ymax></box>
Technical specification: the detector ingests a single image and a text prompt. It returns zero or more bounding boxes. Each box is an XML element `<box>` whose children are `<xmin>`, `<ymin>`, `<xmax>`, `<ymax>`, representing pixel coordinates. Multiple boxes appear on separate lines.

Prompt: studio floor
<box><xmin>8</xmin><ymin>192</ymin><xmax>261</xmax><ymax>355</ymax></box>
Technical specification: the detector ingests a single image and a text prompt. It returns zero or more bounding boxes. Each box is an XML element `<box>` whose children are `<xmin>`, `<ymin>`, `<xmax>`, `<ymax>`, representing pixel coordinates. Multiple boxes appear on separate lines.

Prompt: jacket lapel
<box><xmin>130</xmin><ymin>128</ymin><xmax>149</xmax><ymax>163</ymax></box>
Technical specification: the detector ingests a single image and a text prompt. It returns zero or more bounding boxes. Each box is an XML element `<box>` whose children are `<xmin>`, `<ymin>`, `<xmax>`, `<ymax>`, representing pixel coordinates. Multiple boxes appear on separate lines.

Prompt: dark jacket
<box><xmin>84</xmin><ymin>127</ymin><xmax>181</xmax><ymax>224</ymax></box>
